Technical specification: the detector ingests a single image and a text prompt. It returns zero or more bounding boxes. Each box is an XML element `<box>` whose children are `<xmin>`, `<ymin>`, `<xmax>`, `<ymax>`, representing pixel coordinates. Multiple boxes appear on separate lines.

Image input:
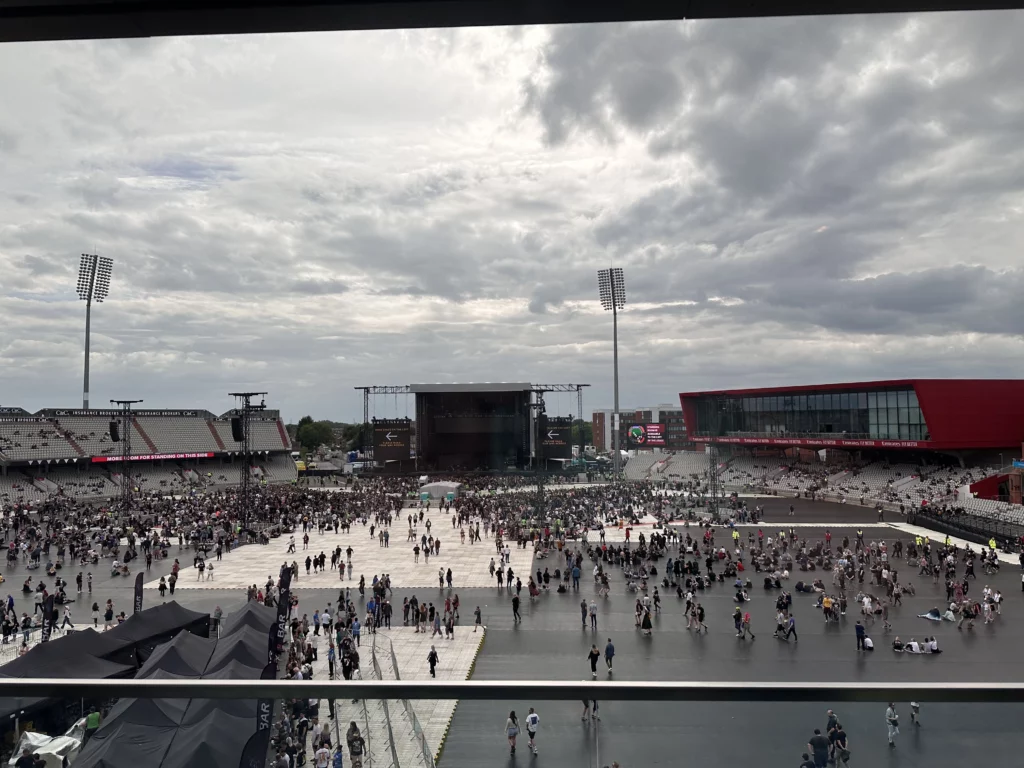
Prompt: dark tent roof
<box><xmin>135</xmin><ymin>631</ymin><xmax>216</xmax><ymax>679</ymax></box>
<box><xmin>179</xmin><ymin>695</ymin><xmax>255</xmax><ymax>723</ymax></box>
<box><xmin>205</xmin><ymin>625</ymin><xmax>265</xmax><ymax>673</ymax></box>
<box><xmin>161</xmin><ymin>708</ymin><xmax>257</xmax><ymax>768</ymax></box>
<box><xmin>50</xmin><ymin>627</ymin><xmax>129</xmax><ymax>658</ymax></box>
<box><xmin>105</xmin><ymin>601</ymin><xmax>210</xmax><ymax>645</ymax></box>
<box><xmin>75</xmin><ymin>603</ymin><xmax>274</xmax><ymax>768</ymax></box>
<box><xmin>103</xmin><ymin>601</ymin><xmax>210</xmax><ymax>665</ymax></box>
<box><xmin>220</xmin><ymin>600</ymin><xmax>275</xmax><ymax>637</ymax></box>
<box><xmin>102</xmin><ymin>695</ymin><xmax>189</xmax><ymax>728</ymax></box>
<box><xmin>69</xmin><ymin>720</ymin><xmax>176</xmax><ymax>768</ymax></box>
<box><xmin>0</xmin><ymin>629</ymin><xmax>135</xmax><ymax>722</ymax></box>
<box><xmin>0</xmin><ymin>634</ymin><xmax>134</xmax><ymax>679</ymax></box>
<box><xmin>202</xmin><ymin>658</ymin><xmax>261</xmax><ymax>680</ymax></box>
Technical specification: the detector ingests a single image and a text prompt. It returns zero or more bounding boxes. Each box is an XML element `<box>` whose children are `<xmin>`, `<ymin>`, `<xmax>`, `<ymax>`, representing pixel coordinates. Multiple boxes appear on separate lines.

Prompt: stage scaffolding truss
<box><xmin>354</xmin><ymin>384</ymin><xmax>590</xmax><ymax>466</ymax></box>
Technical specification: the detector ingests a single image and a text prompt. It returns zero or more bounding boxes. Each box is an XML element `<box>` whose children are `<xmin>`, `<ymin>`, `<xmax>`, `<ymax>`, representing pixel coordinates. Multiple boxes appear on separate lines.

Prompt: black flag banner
<box><xmin>134</xmin><ymin>571</ymin><xmax>144</xmax><ymax>614</ymax></box>
<box><xmin>238</xmin><ymin>662</ymin><xmax>278</xmax><ymax>768</ymax></box>
<box><xmin>268</xmin><ymin>564</ymin><xmax>292</xmax><ymax>664</ymax></box>
<box><xmin>40</xmin><ymin>594</ymin><xmax>56</xmax><ymax>643</ymax></box>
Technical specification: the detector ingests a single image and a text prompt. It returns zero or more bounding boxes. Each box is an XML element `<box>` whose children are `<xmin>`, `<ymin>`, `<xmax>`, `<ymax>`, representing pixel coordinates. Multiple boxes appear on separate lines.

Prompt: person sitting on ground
<box><xmin>892</xmin><ymin>636</ymin><xmax>904</xmax><ymax>652</ymax></box>
<box><xmin>905</xmin><ymin>638</ymin><xmax>923</xmax><ymax>654</ymax></box>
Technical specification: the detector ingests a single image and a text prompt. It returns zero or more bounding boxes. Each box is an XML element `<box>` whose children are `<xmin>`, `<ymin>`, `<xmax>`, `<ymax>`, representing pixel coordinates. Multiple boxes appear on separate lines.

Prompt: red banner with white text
<box><xmin>91</xmin><ymin>452</ymin><xmax>215</xmax><ymax>463</ymax></box>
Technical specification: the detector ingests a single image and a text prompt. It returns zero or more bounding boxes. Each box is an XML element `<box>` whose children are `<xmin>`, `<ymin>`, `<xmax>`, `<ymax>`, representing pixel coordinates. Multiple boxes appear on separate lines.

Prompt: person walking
<box><xmin>833</xmin><ymin>721</ymin><xmax>850</xmax><ymax>766</ymax></box>
<box><xmin>347</xmin><ymin>722</ymin><xmax>366</xmax><ymax>768</ymax></box>
<box><xmin>512</xmin><ymin>594</ymin><xmax>522</xmax><ymax>624</ymax></box>
<box><xmin>587</xmin><ymin>644</ymin><xmax>600</xmax><ymax>678</ymax></box>
<box><xmin>525</xmin><ymin>707</ymin><xmax>540</xmax><ymax>755</ymax></box>
<box><xmin>505</xmin><ymin>711</ymin><xmax>520</xmax><ymax>755</ymax></box>
<box><xmin>580</xmin><ymin>599</ymin><xmax>587</xmax><ymax>629</ymax></box>
<box><xmin>741</xmin><ymin>611</ymin><xmax>755</xmax><ymax>640</ymax></box>
<box><xmin>427</xmin><ymin>645</ymin><xmax>439</xmax><ymax>678</ymax></box>
<box><xmin>784</xmin><ymin>613</ymin><xmax>798</xmax><ymax>642</ymax></box>
<box><xmin>589</xmin><ymin>599</ymin><xmax>598</xmax><ymax>630</ymax></box>
<box><xmin>604</xmin><ymin>638</ymin><xmax>615</xmax><ymax>673</ymax></box>
<box><xmin>807</xmin><ymin>728</ymin><xmax>829</xmax><ymax>768</ymax></box>
<box><xmin>474</xmin><ymin>605</ymin><xmax>482</xmax><ymax>632</ymax></box>
<box><xmin>885</xmin><ymin>702</ymin><xmax>899</xmax><ymax>748</ymax></box>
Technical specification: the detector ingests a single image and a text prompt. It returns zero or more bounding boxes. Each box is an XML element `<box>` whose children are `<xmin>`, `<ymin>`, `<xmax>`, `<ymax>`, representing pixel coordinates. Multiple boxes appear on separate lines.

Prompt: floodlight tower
<box><xmin>597</xmin><ymin>267</ymin><xmax>625</xmax><ymax>480</ymax></box>
<box><xmin>77</xmin><ymin>254</ymin><xmax>113</xmax><ymax>409</ymax></box>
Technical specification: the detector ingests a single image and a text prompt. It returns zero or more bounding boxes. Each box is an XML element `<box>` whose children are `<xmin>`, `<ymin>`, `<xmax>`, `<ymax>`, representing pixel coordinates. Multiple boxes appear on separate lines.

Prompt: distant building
<box><xmin>678</xmin><ymin>379</ymin><xmax>1024</xmax><ymax>452</ymax></box>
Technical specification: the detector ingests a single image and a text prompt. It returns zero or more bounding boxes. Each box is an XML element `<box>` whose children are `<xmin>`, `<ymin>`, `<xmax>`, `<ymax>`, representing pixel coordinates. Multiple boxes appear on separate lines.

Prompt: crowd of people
<box><xmin>1</xmin><ymin>468</ymin><xmax>1018</xmax><ymax>767</ymax></box>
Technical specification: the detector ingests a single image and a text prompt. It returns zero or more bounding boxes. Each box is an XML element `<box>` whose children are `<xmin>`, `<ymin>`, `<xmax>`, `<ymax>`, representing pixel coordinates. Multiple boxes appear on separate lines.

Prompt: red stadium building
<box><xmin>679</xmin><ymin>379</ymin><xmax>1024</xmax><ymax>456</ymax></box>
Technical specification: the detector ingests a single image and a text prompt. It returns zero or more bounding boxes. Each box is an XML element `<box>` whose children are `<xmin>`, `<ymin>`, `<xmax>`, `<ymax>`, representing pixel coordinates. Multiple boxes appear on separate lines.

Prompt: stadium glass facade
<box><xmin>693</xmin><ymin>386</ymin><xmax>926</xmax><ymax>441</ymax></box>
<box><xmin>680</xmin><ymin>379</ymin><xmax>1024</xmax><ymax>452</ymax></box>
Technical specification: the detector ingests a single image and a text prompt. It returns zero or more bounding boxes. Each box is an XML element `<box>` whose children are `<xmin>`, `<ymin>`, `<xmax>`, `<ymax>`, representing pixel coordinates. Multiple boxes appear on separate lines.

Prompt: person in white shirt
<box><xmin>862</xmin><ymin>636</ymin><xmax>874</xmax><ymax>651</ymax></box>
<box><xmin>311</xmin><ymin>720</ymin><xmax>323</xmax><ymax>748</ymax></box>
<box><xmin>314</xmin><ymin>744</ymin><xmax>331</xmax><ymax>768</ymax></box>
<box><xmin>905</xmin><ymin>639</ymin><xmax>921</xmax><ymax>654</ymax></box>
<box><xmin>525</xmin><ymin>707</ymin><xmax>540</xmax><ymax>754</ymax></box>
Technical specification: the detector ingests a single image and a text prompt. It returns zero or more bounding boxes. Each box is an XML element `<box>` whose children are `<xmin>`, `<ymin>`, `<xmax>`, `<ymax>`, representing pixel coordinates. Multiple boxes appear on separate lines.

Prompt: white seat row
<box><xmin>623</xmin><ymin>453</ymin><xmax>660</xmax><ymax>480</ymax></box>
<box><xmin>211</xmin><ymin>420</ymin><xmax>291</xmax><ymax>451</ymax></box>
<box><xmin>661</xmin><ymin>452</ymin><xmax>710</xmax><ymax>480</ymax></box>
<box><xmin>137</xmin><ymin>417</ymin><xmax>221</xmax><ymax>453</ymax></box>
<box><xmin>0</xmin><ymin>422</ymin><xmax>78</xmax><ymax>460</ymax></box>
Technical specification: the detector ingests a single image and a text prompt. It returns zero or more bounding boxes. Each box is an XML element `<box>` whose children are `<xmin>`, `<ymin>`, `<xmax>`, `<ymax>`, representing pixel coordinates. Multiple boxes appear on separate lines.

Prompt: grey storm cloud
<box><xmin>2</xmin><ymin>17</ymin><xmax>1023</xmax><ymax>421</ymax></box>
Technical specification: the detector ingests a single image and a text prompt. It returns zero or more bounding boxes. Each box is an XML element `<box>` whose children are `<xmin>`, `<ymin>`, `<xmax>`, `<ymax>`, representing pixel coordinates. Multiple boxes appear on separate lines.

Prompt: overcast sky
<box><xmin>1</xmin><ymin>13</ymin><xmax>1023</xmax><ymax>423</ymax></box>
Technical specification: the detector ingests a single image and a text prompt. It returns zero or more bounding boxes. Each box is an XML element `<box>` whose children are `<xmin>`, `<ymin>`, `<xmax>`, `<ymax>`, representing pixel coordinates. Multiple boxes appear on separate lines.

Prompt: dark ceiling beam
<box><xmin>1</xmin><ymin>0</ymin><xmax>1022</xmax><ymax>44</ymax></box>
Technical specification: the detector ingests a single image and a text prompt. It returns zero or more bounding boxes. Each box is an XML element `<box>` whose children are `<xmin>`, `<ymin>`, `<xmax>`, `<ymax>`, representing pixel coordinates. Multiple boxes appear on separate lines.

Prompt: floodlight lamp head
<box><xmin>93</xmin><ymin>257</ymin><xmax>113</xmax><ymax>302</ymax></box>
<box><xmin>77</xmin><ymin>254</ymin><xmax>96</xmax><ymax>301</ymax></box>
<box><xmin>596</xmin><ymin>267</ymin><xmax>625</xmax><ymax>311</ymax></box>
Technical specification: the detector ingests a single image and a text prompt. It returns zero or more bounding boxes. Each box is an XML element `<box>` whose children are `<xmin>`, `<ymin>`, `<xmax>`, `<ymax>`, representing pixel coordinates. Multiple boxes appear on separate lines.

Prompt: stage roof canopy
<box><xmin>411</xmin><ymin>382</ymin><xmax>531</xmax><ymax>393</ymax></box>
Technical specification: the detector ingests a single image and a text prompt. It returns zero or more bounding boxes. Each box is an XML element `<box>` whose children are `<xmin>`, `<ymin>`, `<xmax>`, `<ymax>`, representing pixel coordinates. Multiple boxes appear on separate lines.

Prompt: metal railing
<box><xmin>910</xmin><ymin>508</ymin><xmax>1024</xmax><ymax>548</ymax></box>
<box><xmin>2</xmin><ymin>679</ymin><xmax>1023</xmax><ymax>702</ymax></box>
<box><xmin>0</xmin><ymin>621</ymin><xmax>93</xmax><ymax>665</ymax></box>
<box><xmin>367</xmin><ymin>635</ymin><xmax>401</xmax><ymax>768</ymax></box>
<box><xmin>359</xmin><ymin>683</ymin><xmax>378</xmax><ymax>768</ymax></box>
<box><xmin>372</xmin><ymin>634</ymin><xmax>436</xmax><ymax>768</ymax></box>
